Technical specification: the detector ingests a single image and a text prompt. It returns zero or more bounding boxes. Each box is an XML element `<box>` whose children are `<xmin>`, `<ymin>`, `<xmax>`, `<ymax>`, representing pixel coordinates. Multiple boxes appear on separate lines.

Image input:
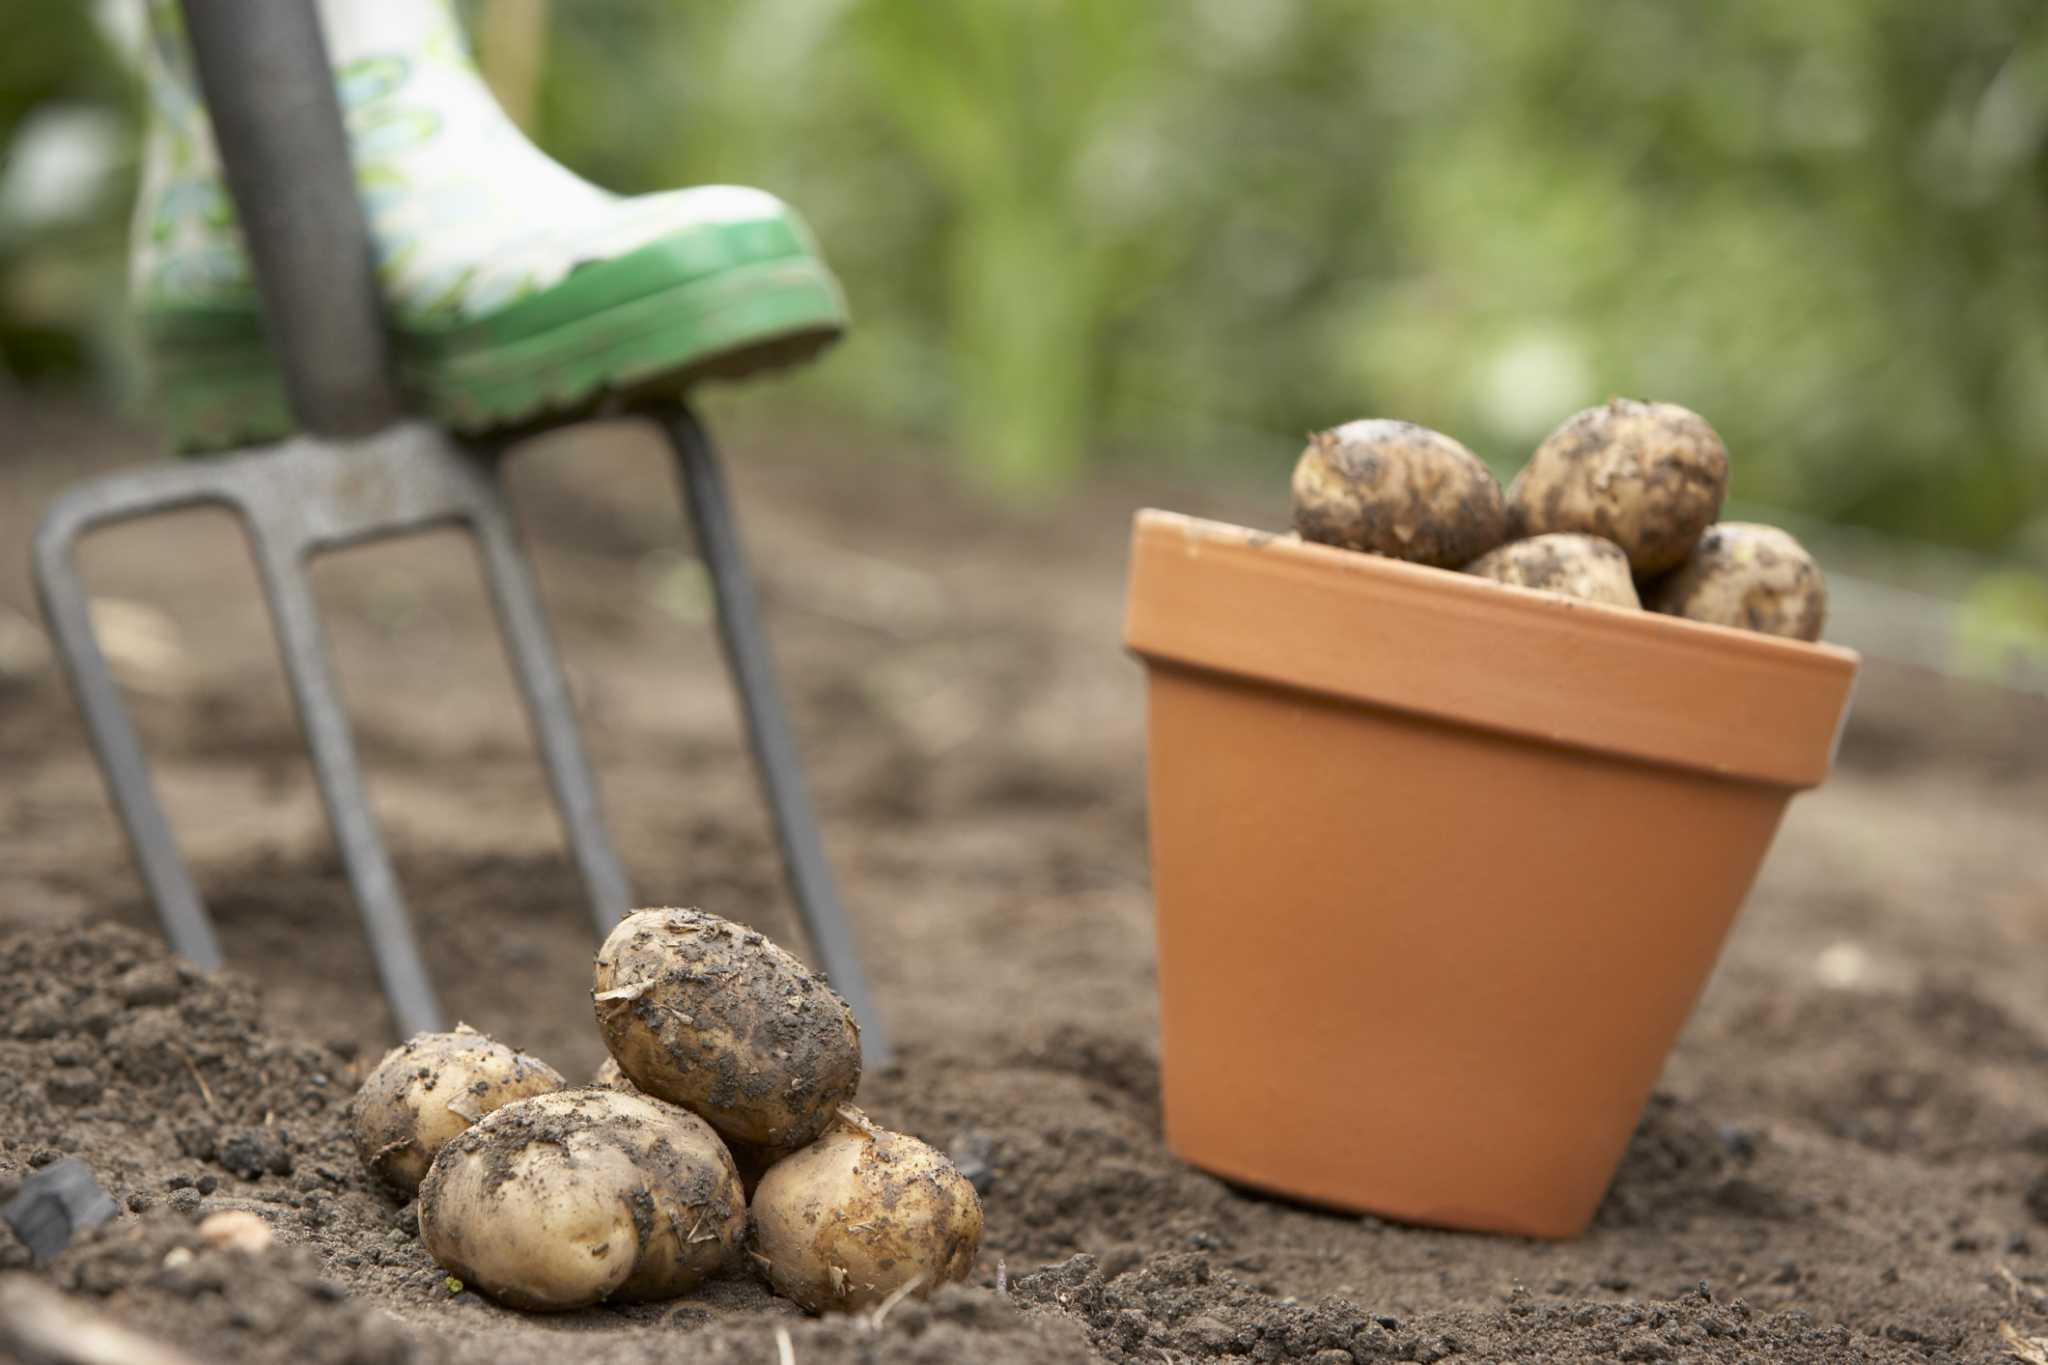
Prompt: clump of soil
<box><xmin>1013</xmin><ymin>1251</ymin><xmax>1910</xmax><ymax>1364</ymax></box>
<box><xmin>51</xmin><ymin>1211</ymin><xmax>417</xmax><ymax>1365</ymax></box>
<box><xmin>0</xmin><ymin>923</ymin><xmax>354</xmax><ymax>1251</ymax></box>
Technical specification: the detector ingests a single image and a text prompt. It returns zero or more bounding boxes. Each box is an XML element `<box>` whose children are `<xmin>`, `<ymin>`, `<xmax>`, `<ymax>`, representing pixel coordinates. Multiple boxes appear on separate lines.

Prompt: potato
<box><xmin>1464</xmin><ymin>533</ymin><xmax>1640</xmax><ymax>609</ymax></box>
<box><xmin>1647</xmin><ymin>522</ymin><xmax>1827</xmax><ymax>641</ymax></box>
<box><xmin>594</xmin><ymin>1054</ymin><xmax>781</xmax><ymax>1193</ymax></box>
<box><xmin>1291</xmin><ymin>420</ymin><xmax>1507</xmax><ymax>568</ymax></box>
<box><xmin>593</xmin><ymin>908</ymin><xmax>861</xmax><ymax>1153</ymax></box>
<box><xmin>1509</xmin><ymin>399</ymin><xmax>1728</xmax><ymax>575</ymax></box>
<box><xmin>750</xmin><ymin>1108</ymin><xmax>983</xmax><ymax>1314</ymax></box>
<box><xmin>351</xmin><ymin>1025</ymin><xmax>564</xmax><ymax>1196</ymax></box>
<box><xmin>419</xmin><ymin>1088</ymin><xmax>745</xmax><ymax>1311</ymax></box>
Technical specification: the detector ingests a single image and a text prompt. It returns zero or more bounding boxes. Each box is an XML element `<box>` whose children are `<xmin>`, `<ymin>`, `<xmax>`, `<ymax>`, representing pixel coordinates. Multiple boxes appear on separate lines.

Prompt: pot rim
<box><xmin>1124</xmin><ymin>510</ymin><xmax>1860</xmax><ymax>788</ymax></box>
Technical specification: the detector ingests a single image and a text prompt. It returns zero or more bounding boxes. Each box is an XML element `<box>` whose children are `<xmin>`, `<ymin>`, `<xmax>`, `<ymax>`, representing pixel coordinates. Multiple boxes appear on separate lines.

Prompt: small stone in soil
<box><xmin>0</xmin><ymin>1157</ymin><xmax>120</xmax><ymax>1266</ymax></box>
<box><xmin>217</xmin><ymin>1128</ymin><xmax>292</xmax><ymax>1180</ymax></box>
<box><xmin>1716</xmin><ymin>1124</ymin><xmax>1761</xmax><ymax>1161</ymax></box>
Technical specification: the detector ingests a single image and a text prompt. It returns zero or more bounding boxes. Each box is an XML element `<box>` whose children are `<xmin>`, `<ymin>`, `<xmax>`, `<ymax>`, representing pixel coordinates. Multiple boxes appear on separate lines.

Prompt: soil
<box><xmin>2</xmin><ymin>395</ymin><xmax>2047</xmax><ymax>1363</ymax></box>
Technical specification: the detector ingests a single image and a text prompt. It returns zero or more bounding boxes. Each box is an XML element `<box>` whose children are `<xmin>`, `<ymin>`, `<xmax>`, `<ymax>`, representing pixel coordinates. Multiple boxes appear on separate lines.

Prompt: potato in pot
<box><xmin>1291</xmin><ymin>420</ymin><xmax>1508</xmax><ymax>568</ymax></box>
<box><xmin>419</xmin><ymin>1087</ymin><xmax>745</xmax><ymax>1311</ymax></box>
<box><xmin>1464</xmin><ymin>533</ymin><xmax>1640</xmax><ymax>609</ymax></box>
<box><xmin>1647</xmin><ymin>522</ymin><xmax>1827</xmax><ymax>641</ymax></box>
<box><xmin>593</xmin><ymin>907</ymin><xmax>862</xmax><ymax>1153</ymax></box>
<box><xmin>350</xmin><ymin>1024</ymin><xmax>564</xmax><ymax>1197</ymax></box>
<box><xmin>1509</xmin><ymin>398</ymin><xmax>1727</xmax><ymax>576</ymax></box>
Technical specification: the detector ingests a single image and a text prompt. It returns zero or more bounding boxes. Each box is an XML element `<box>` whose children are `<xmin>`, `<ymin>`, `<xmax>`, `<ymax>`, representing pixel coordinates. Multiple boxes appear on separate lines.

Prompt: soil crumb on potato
<box><xmin>1291</xmin><ymin>419</ymin><xmax>1508</xmax><ymax>567</ymax></box>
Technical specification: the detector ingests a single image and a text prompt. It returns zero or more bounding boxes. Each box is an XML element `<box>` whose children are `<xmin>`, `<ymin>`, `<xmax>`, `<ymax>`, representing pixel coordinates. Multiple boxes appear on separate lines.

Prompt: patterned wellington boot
<box><xmin>133</xmin><ymin>0</ymin><xmax>847</xmax><ymax>452</ymax></box>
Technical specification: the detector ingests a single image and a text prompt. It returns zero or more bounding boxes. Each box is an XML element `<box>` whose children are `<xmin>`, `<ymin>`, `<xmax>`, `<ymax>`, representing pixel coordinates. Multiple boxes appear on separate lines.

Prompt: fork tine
<box><xmin>247</xmin><ymin>535</ymin><xmax>442</xmax><ymax>1037</ymax></box>
<box><xmin>466</xmin><ymin>458</ymin><xmax>633</xmax><ymax>936</ymax></box>
<box><xmin>31</xmin><ymin>498</ymin><xmax>222</xmax><ymax>972</ymax></box>
<box><xmin>661</xmin><ymin>407</ymin><xmax>892</xmax><ymax>1068</ymax></box>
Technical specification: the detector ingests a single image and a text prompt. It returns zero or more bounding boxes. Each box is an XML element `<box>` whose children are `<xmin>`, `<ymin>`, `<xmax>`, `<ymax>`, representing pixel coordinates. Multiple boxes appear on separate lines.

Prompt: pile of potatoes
<box><xmin>346</xmin><ymin>908</ymin><xmax>982</xmax><ymax>1315</ymax></box>
<box><xmin>1289</xmin><ymin>400</ymin><xmax>1828</xmax><ymax>640</ymax></box>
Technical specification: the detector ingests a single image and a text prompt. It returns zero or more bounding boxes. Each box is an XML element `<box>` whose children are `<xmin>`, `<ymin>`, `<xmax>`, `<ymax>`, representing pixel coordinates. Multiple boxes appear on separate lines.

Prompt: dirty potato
<box><xmin>1508</xmin><ymin>399</ymin><xmax>1728</xmax><ymax>575</ymax></box>
<box><xmin>750</xmin><ymin>1108</ymin><xmax>983</xmax><ymax>1314</ymax></box>
<box><xmin>593</xmin><ymin>908</ymin><xmax>861</xmax><ymax>1153</ymax></box>
<box><xmin>351</xmin><ymin>1025</ymin><xmax>564</xmax><ymax>1197</ymax></box>
<box><xmin>1291</xmin><ymin>420</ymin><xmax>1508</xmax><ymax>568</ymax></box>
<box><xmin>1647</xmin><ymin>522</ymin><xmax>1827</xmax><ymax>641</ymax></box>
<box><xmin>1464</xmin><ymin>534</ymin><xmax>1640</xmax><ymax>609</ymax></box>
<box><xmin>419</xmin><ymin>1088</ymin><xmax>745</xmax><ymax>1311</ymax></box>
<box><xmin>593</xmin><ymin>1053</ymin><xmax>782</xmax><ymax>1193</ymax></box>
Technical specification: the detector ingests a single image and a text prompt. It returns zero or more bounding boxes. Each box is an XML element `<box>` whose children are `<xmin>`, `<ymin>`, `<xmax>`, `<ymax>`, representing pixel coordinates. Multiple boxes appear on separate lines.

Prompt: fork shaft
<box><xmin>179</xmin><ymin>0</ymin><xmax>400</xmax><ymax>438</ymax></box>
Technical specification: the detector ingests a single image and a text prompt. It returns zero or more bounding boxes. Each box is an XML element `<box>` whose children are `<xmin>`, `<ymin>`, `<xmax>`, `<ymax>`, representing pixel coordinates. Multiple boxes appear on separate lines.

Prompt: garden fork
<box><xmin>29</xmin><ymin>0</ymin><xmax>887</xmax><ymax>1062</ymax></box>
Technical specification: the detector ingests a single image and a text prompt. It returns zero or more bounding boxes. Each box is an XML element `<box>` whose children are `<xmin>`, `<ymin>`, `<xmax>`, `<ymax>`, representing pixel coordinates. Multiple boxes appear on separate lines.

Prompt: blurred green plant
<box><xmin>4</xmin><ymin>0</ymin><xmax>2045</xmax><ymax>565</ymax></box>
<box><xmin>537</xmin><ymin>0</ymin><xmax>2048</xmax><ymax>554</ymax></box>
<box><xmin>0</xmin><ymin>1</ymin><xmax>138</xmax><ymax>387</ymax></box>
<box><xmin>1955</xmin><ymin>569</ymin><xmax>2048</xmax><ymax>684</ymax></box>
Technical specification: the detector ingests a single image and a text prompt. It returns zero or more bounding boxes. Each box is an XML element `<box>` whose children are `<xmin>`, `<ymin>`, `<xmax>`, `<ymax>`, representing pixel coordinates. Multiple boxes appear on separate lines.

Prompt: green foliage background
<box><xmin>5</xmin><ymin>0</ymin><xmax>2046</xmax><ymax>566</ymax></box>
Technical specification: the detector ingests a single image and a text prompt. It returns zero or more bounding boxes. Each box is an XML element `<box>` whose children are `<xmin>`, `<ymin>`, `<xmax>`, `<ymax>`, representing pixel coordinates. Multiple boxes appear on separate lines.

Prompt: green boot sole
<box><xmin>142</xmin><ymin>223</ymin><xmax>847</xmax><ymax>453</ymax></box>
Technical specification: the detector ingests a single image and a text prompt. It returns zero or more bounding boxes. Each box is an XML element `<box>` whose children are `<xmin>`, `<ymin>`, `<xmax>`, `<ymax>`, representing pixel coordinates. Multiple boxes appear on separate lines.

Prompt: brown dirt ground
<box><xmin>2</xmin><ymin>394</ymin><xmax>2047</xmax><ymax>1364</ymax></box>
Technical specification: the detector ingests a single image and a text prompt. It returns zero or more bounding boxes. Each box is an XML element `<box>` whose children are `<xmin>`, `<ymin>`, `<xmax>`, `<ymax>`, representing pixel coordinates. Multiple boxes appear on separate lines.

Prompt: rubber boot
<box><xmin>132</xmin><ymin>0</ymin><xmax>846</xmax><ymax>452</ymax></box>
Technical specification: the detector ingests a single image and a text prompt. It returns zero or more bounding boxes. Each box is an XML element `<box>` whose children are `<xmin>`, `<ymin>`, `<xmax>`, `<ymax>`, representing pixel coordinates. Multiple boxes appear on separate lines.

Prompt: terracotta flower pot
<box><xmin>1123</xmin><ymin>510</ymin><xmax>1858</xmax><ymax>1238</ymax></box>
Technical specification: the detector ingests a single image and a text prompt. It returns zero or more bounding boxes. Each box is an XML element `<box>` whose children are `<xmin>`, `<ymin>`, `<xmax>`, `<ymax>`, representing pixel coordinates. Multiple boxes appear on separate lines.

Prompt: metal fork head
<box><xmin>31</xmin><ymin>422</ymin><xmax>632</xmax><ymax>1038</ymax></box>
